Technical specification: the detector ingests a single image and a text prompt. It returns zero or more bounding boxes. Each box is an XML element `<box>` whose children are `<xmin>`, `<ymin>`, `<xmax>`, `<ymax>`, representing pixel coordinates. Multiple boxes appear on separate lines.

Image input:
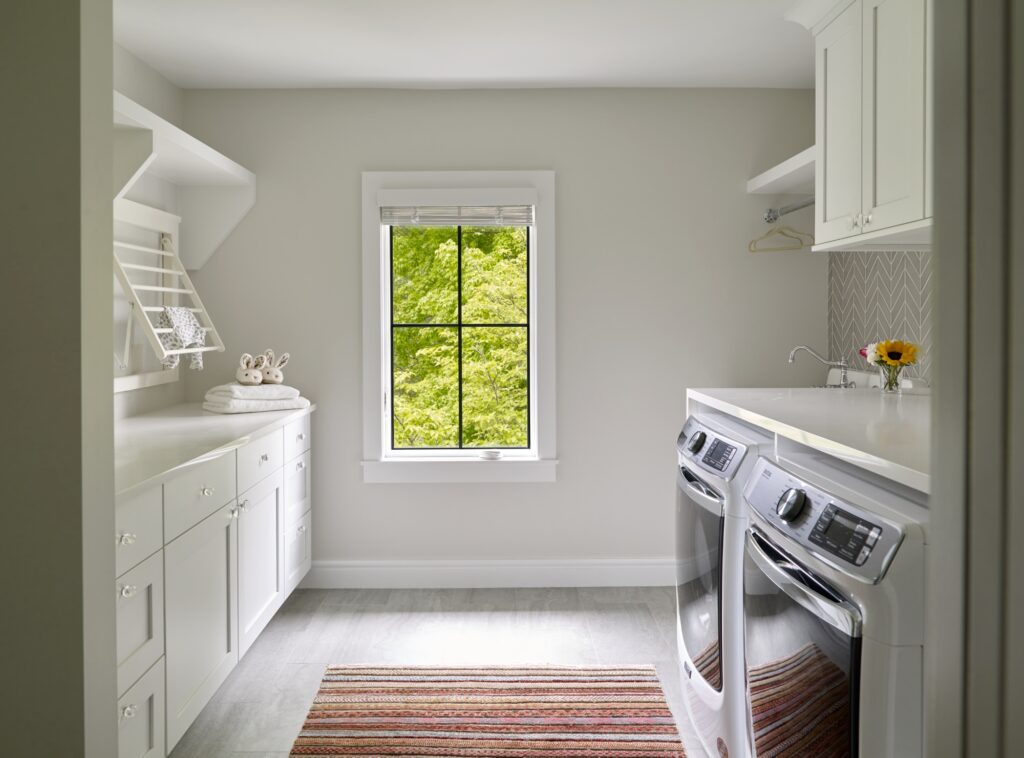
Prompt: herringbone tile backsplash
<box><xmin>829</xmin><ymin>250</ymin><xmax>933</xmax><ymax>383</ymax></box>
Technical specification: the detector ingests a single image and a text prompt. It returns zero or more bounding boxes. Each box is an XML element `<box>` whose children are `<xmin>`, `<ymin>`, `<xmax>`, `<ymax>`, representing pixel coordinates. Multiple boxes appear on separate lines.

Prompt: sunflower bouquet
<box><xmin>859</xmin><ymin>340</ymin><xmax>919</xmax><ymax>393</ymax></box>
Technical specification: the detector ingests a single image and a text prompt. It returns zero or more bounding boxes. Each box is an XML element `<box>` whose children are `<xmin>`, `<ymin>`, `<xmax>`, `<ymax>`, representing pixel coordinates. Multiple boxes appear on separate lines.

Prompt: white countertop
<box><xmin>687</xmin><ymin>387</ymin><xmax>930</xmax><ymax>493</ymax></box>
<box><xmin>115</xmin><ymin>402</ymin><xmax>316</xmax><ymax>496</ymax></box>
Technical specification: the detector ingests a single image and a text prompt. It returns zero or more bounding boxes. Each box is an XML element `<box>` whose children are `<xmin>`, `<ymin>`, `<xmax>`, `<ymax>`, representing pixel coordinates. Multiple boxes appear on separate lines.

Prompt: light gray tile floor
<box><xmin>169</xmin><ymin>586</ymin><xmax>701</xmax><ymax>758</ymax></box>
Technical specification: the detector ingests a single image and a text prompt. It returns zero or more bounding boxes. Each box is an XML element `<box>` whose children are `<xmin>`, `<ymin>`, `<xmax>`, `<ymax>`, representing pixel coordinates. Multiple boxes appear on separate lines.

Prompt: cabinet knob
<box><xmin>297</xmin><ymin>525</ymin><xmax>307</xmax><ymax>535</ymax></box>
<box><xmin>200</xmin><ymin>486</ymin><xmax>214</xmax><ymax>497</ymax></box>
<box><xmin>117</xmin><ymin>532</ymin><xmax>137</xmax><ymax>546</ymax></box>
<box><xmin>297</xmin><ymin>432</ymin><xmax>306</xmax><ymax>441</ymax></box>
<box><xmin>259</xmin><ymin>453</ymin><xmax>269</xmax><ymax>464</ymax></box>
<box><xmin>121</xmin><ymin>704</ymin><xmax>138</xmax><ymax>720</ymax></box>
<box><xmin>238</xmin><ymin>500</ymin><xmax>249</xmax><ymax>513</ymax></box>
<box><xmin>229</xmin><ymin>507</ymin><xmax>239</xmax><ymax>519</ymax></box>
<box><xmin>297</xmin><ymin>461</ymin><xmax>306</xmax><ymax>471</ymax></box>
<box><xmin>864</xmin><ymin>211</ymin><xmax>873</xmax><ymax>225</ymax></box>
<box><xmin>118</xmin><ymin>584</ymin><xmax>138</xmax><ymax>599</ymax></box>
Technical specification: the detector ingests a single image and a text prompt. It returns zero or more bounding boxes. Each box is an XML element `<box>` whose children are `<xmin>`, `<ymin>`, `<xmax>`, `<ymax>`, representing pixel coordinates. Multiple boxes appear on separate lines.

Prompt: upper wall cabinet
<box><xmin>792</xmin><ymin>0</ymin><xmax>931</xmax><ymax>251</ymax></box>
<box><xmin>113</xmin><ymin>92</ymin><xmax>256</xmax><ymax>269</ymax></box>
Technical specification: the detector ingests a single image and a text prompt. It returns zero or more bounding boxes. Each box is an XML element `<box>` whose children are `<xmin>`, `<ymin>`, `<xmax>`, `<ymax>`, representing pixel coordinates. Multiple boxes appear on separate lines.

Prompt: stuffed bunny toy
<box><xmin>236</xmin><ymin>353</ymin><xmax>266</xmax><ymax>386</ymax></box>
<box><xmin>260</xmin><ymin>349</ymin><xmax>290</xmax><ymax>385</ymax></box>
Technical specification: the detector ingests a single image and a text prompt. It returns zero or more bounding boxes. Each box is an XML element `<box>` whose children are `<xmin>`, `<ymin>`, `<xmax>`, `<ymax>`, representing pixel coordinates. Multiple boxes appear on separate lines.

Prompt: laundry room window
<box><xmin>387</xmin><ymin>220</ymin><xmax>530</xmax><ymax>450</ymax></box>
<box><xmin>361</xmin><ymin>172</ymin><xmax>557</xmax><ymax>483</ymax></box>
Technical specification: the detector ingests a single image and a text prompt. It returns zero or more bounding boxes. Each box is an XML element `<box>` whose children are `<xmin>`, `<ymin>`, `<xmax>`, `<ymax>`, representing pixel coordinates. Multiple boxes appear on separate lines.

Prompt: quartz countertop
<box><xmin>115</xmin><ymin>402</ymin><xmax>316</xmax><ymax>496</ymax></box>
<box><xmin>687</xmin><ymin>387</ymin><xmax>930</xmax><ymax>493</ymax></box>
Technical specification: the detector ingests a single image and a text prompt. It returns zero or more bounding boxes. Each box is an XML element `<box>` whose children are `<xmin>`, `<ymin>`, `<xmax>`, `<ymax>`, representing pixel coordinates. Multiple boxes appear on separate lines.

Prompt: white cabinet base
<box><xmin>165</xmin><ymin>501</ymin><xmax>239</xmax><ymax>752</ymax></box>
<box><xmin>238</xmin><ymin>470</ymin><xmax>286</xmax><ymax>657</ymax></box>
<box><xmin>286</xmin><ymin>510</ymin><xmax>313</xmax><ymax>594</ymax></box>
<box><xmin>117</xmin><ymin>657</ymin><xmax>165</xmax><ymax>758</ymax></box>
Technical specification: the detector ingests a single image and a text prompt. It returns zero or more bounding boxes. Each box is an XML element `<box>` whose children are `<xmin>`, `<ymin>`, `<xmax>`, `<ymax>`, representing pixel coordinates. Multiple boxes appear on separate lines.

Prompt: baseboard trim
<box><xmin>302</xmin><ymin>557</ymin><xmax>677</xmax><ymax>589</ymax></box>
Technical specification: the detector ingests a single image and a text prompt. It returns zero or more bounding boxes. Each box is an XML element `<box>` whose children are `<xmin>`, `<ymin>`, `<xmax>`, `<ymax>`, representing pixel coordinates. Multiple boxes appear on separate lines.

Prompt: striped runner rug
<box><xmin>748</xmin><ymin>643</ymin><xmax>852</xmax><ymax>757</ymax></box>
<box><xmin>291</xmin><ymin>665</ymin><xmax>687</xmax><ymax>757</ymax></box>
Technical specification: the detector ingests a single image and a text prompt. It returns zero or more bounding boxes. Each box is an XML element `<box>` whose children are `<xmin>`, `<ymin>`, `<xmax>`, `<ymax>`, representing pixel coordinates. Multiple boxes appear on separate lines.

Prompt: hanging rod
<box><xmin>763</xmin><ymin>197</ymin><xmax>814</xmax><ymax>223</ymax></box>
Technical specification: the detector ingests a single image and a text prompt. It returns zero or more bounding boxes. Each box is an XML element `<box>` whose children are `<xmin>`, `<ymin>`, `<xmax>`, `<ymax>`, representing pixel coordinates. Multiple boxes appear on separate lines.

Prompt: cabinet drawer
<box><xmin>285</xmin><ymin>510</ymin><xmax>312</xmax><ymax>595</ymax></box>
<box><xmin>116</xmin><ymin>551</ymin><xmax>164</xmax><ymax>696</ymax></box>
<box><xmin>115</xmin><ymin>486</ymin><xmax>162</xmax><ymax>578</ymax></box>
<box><xmin>164</xmin><ymin>452</ymin><xmax>236</xmax><ymax>542</ymax></box>
<box><xmin>284</xmin><ymin>414</ymin><xmax>311</xmax><ymax>462</ymax></box>
<box><xmin>284</xmin><ymin>450</ymin><xmax>311</xmax><ymax>529</ymax></box>
<box><xmin>237</xmin><ymin>429</ymin><xmax>284</xmax><ymax>493</ymax></box>
<box><xmin>118</xmin><ymin>657</ymin><xmax>165</xmax><ymax>758</ymax></box>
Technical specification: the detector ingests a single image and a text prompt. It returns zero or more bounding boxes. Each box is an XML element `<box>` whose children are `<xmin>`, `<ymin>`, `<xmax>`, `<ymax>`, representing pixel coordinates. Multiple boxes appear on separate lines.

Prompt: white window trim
<box><xmin>361</xmin><ymin>171</ymin><xmax>557</xmax><ymax>483</ymax></box>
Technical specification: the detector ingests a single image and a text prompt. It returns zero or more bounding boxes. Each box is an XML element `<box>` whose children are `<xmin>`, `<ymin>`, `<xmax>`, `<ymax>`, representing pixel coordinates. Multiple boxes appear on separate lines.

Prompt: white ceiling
<box><xmin>113</xmin><ymin>0</ymin><xmax>813</xmax><ymax>90</ymax></box>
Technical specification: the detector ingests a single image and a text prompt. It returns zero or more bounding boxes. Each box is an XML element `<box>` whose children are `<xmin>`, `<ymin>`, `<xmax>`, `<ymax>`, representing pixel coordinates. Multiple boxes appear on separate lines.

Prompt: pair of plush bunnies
<box><xmin>237</xmin><ymin>350</ymin><xmax>290</xmax><ymax>386</ymax></box>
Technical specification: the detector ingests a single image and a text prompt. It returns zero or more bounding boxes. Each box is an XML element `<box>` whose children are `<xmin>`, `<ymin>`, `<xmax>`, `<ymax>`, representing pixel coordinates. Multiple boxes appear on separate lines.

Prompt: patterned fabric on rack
<box><xmin>748</xmin><ymin>643</ymin><xmax>852</xmax><ymax>757</ymax></box>
<box><xmin>157</xmin><ymin>306</ymin><xmax>207</xmax><ymax>369</ymax></box>
<box><xmin>291</xmin><ymin>665</ymin><xmax>687</xmax><ymax>757</ymax></box>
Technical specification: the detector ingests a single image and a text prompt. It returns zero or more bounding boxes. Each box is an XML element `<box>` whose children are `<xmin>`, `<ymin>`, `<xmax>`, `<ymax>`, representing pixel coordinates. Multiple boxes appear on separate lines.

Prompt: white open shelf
<box><xmin>747</xmin><ymin>146</ymin><xmax>815</xmax><ymax>195</ymax></box>
<box><xmin>113</xmin><ymin>91</ymin><xmax>256</xmax><ymax>270</ymax></box>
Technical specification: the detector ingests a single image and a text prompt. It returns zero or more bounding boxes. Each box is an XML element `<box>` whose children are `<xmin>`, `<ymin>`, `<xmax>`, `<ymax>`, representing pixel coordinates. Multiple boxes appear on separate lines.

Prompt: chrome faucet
<box><xmin>788</xmin><ymin>345</ymin><xmax>855</xmax><ymax>388</ymax></box>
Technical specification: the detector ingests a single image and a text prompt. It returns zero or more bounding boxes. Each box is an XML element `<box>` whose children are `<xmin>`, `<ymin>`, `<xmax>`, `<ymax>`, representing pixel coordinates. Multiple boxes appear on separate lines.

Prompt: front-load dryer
<box><xmin>742</xmin><ymin>454</ymin><xmax>927</xmax><ymax>757</ymax></box>
<box><xmin>675</xmin><ymin>413</ymin><xmax>772</xmax><ymax>758</ymax></box>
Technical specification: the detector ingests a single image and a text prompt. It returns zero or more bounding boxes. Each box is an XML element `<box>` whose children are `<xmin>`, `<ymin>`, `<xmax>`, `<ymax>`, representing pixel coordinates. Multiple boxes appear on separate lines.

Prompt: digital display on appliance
<box><xmin>809</xmin><ymin>506</ymin><xmax>879</xmax><ymax>565</ymax></box>
<box><xmin>702</xmin><ymin>439</ymin><xmax>735</xmax><ymax>472</ymax></box>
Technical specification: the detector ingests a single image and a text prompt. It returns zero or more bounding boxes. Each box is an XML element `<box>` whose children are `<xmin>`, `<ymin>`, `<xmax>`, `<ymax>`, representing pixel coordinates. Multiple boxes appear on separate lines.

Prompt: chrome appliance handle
<box><xmin>678</xmin><ymin>467</ymin><xmax>724</xmax><ymax>512</ymax></box>
<box><xmin>746</xmin><ymin>529</ymin><xmax>862</xmax><ymax>637</ymax></box>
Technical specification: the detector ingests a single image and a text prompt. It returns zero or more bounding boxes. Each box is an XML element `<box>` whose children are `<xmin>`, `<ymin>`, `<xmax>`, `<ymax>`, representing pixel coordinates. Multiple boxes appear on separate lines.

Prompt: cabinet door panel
<box><xmin>284</xmin><ymin>450</ymin><xmax>311</xmax><ymax>529</ymax></box>
<box><xmin>816</xmin><ymin>1</ymin><xmax>863</xmax><ymax>243</ymax></box>
<box><xmin>165</xmin><ymin>501</ymin><xmax>238</xmax><ymax>752</ymax></box>
<box><xmin>117</xmin><ymin>657</ymin><xmax>165</xmax><ymax>758</ymax></box>
<box><xmin>116</xmin><ymin>551</ymin><xmax>164</xmax><ymax>696</ymax></box>
<box><xmin>285</xmin><ymin>510</ymin><xmax>312</xmax><ymax>595</ymax></box>
<box><xmin>238</xmin><ymin>469</ymin><xmax>286</xmax><ymax>657</ymax></box>
<box><xmin>862</xmin><ymin>0</ymin><xmax>926</xmax><ymax>230</ymax></box>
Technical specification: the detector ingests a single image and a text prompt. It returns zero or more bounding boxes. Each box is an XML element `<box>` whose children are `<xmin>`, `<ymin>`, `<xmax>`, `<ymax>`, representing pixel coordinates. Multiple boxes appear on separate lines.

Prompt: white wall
<box><xmin>181</xmin><ymin>88</ymin><xmax>825</xmax><ymax>580</ymax></box>
<box><xmin>114</xmin><ymin>43</ymin><xmax>184</xmax><ymax>126</ymax></box>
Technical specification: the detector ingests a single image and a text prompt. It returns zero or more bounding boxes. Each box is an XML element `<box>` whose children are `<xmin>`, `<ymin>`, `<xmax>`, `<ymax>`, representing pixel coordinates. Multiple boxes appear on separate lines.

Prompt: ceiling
<box><xmin>113</xmin><ymin>0</ymin><xmax>813</xmax><ymax>90</ymax></box>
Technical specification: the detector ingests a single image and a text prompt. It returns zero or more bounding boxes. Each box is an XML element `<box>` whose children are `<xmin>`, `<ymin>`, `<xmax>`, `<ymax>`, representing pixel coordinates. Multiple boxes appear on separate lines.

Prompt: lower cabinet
<box><xmin>238</xmin><ymin>469</ymin><xmax>286</xmax><ymax>657</ymax></box>
<box><xmin>116</xmin><ymin>551</ymin><xmax>164</xmax><ymax>696</ymax></box>
<box><xmin>164</xmin><ymin>500</ymin><xmax>239</xmax><ymax>752</ymax></box>
<box><xmin>285</xmin><ymin>510</ymin><xmax>313</xmax><ymax>595</ymax></box>
<box><xmin>118</xmin><ymin>657</ymin><xmax>165</xmax><ymax>758</ymax></box>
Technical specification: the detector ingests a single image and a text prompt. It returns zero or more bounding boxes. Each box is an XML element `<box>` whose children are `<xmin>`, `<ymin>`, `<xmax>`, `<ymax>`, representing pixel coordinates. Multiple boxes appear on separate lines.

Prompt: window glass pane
<box><xmin>392</xmin><ymin>226</ymin><xmax>458</xmax><ymax>324</ymax></box>
<box><xmin>461</xmin><ymin>226</ymin><xmax>528</xmax><ymax>324</ymax></box>
<box><xmin>462</xmin><ymin>326</ymin><xmax>528</xmax><ymax>448</ymax></box>
<box><xmin>392</xmin><ymin>327</ymin><xmax>459</xmax><ymax>448</ymax></box>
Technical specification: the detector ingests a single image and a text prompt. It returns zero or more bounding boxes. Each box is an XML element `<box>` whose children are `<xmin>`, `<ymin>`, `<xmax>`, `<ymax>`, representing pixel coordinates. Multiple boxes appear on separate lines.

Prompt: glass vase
<box><xmin>879</xmin><ymin>365</ymin><xmax>903</xmax><ymax>394</ymax></box>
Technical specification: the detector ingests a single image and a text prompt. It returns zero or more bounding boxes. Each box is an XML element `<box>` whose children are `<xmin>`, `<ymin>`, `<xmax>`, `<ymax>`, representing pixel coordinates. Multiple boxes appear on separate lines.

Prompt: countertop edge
<box><xmin>687</xmin><ymin>389</ymin><xmax>930</xmax><ymax>494</ymax></box>
<box><xmin>115</xmin><ymin>403</ymin><xmax>317</xmax><ymax>499</ymax></box>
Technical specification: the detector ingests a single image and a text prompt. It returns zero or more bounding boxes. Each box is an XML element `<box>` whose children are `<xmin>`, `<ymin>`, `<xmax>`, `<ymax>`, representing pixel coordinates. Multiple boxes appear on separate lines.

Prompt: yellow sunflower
<box><xmin>875</xmin><ymin>339</ymin><xmax>918</xmax><ymax>366</ymax></box>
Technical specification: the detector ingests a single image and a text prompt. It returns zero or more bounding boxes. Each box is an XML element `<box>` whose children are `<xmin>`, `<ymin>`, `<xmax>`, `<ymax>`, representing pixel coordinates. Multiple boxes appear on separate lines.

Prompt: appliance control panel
<box><xmin>676</xmin><ymin>417</ymin><xmax>748</xmax><ymax>481</ymax></box>
<box><xmin>743</xmin><ymin>457</ymin><xmax>904</xmax><ymax>584</ymax></box>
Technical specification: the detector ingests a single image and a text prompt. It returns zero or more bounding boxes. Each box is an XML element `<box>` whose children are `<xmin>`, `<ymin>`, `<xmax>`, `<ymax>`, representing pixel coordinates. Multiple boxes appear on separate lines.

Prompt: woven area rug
<box><xmin>748</xmin><ymin>643</ymin><xmax>852</xmax><ymax>757</ymax></box>
<box><xmin>291</xmin><ymin>664</ymin><xmax>687</xmax><ymax>757</ymax></box>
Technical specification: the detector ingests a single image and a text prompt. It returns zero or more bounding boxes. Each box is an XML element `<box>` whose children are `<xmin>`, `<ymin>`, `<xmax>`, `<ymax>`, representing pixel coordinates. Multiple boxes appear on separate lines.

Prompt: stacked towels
<box><xmin>203</xmin><ymin>383</ymin><xmax>311</xmax><ymax>414</ymax></box>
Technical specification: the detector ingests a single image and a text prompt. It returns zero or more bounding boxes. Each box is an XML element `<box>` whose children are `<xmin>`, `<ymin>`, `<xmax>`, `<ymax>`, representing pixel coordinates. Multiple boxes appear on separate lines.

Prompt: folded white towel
<box><xmin>202</xmin><ymin>396</ymin><xmax>311</xmax><ymax>415</ymax></box>
<box><xmin>205</xmin><ymin>382</ymin><xmax>301</xmax><ymax>401</ymax></box>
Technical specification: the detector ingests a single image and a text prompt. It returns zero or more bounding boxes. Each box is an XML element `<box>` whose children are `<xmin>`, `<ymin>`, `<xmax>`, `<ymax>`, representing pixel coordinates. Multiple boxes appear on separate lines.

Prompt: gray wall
<box><xmin>1</xmin><ymin>1</ymin><xmax>115</xmax><ymax>754</ymax></box>
<box><xmin>828</xmin><ymin>250</ymin><xmax>934</xmax><ymax>383</ymax></box>
<box><xmin>181</xmin><ymin>87</ymin><xmax>826</xmax><ymax>567</ymax></box>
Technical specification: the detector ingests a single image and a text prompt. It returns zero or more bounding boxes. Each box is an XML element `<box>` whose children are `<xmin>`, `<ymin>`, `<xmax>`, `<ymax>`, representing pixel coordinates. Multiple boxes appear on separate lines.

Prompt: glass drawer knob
<box><xmin>121</xmin><ymin>704</ymin><xmax>137</xmax><ymax>720</ymax></box>
<box><xmin>200</xmin><ymin>487</ymin><xmax>214</xmax><ymax>497</ymax></box>
<box><xmin>117</xmin><ymin>532</ymin><xmax>137</xmax><ymax>546</ymax></box>
<box><xmin>119</xmin><ymin>584</ymin><xmax>138</xmax><ymax>599</ymax></box>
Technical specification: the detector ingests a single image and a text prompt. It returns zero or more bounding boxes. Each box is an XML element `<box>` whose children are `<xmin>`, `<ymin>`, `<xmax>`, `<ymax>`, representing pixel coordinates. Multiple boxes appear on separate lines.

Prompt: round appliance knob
<box><xmin>687</xmin><ymin>431</ymin><xmax>707</xmax><ymax>454</ymax></box>
<box><xmin>776</xmin><ymin>488</ymin><xmax>808</xmax><ymax>522</ymax></box>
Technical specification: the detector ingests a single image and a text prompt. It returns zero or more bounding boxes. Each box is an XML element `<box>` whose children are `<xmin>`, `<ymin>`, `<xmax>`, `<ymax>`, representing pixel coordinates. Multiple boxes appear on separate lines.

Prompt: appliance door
<box><xmin>675</xmin><ymin>465</ymin><xmax>724</xmax><ymax>690</ymax></box>
<box><xmin>744</xmin><ymin>528</ymin><xmax>863</xmax><ymax>758</ymax></box>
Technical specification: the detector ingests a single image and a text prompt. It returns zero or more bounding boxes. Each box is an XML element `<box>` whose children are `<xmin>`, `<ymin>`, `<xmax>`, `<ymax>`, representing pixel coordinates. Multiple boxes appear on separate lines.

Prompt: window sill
<box><xmin>362</xmin><ymin>458</ymin><xmax>558</xmax><ymax>484</ymax></box>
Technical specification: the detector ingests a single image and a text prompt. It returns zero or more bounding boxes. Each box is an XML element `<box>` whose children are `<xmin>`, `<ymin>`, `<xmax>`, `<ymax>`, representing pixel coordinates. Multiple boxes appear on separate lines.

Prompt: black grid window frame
<box><xmin>389</xmin><ymin>225</ymin><xmax>531</xmax><ymax>451</ymax></box>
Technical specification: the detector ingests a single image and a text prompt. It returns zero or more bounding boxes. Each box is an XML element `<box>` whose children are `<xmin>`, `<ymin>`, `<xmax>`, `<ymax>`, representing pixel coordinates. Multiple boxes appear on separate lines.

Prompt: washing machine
<box><xmin>742</xmin><ymin>454</ymin><xmax>927</xmax><ymax>757</ymax></box>
<box><xmin>675</xmin><ymin>414</ymin><xmax>772</xmax><ymax>758</ymax></box>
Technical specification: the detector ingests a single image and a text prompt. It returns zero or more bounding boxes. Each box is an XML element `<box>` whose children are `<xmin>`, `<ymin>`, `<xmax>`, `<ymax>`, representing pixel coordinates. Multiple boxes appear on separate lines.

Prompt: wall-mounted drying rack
<box><xmin>113</xmin><ymin>199</ymin><xmax>224</xmax><ymax>376</ymax></box>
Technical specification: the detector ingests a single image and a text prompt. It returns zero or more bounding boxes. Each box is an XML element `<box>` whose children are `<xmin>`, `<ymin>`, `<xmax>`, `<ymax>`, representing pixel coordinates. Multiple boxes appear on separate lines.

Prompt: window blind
<box><xmin>381</xmin><ymin>205</ymin><xmax>534</xmax><ymax>227</ymax></box>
